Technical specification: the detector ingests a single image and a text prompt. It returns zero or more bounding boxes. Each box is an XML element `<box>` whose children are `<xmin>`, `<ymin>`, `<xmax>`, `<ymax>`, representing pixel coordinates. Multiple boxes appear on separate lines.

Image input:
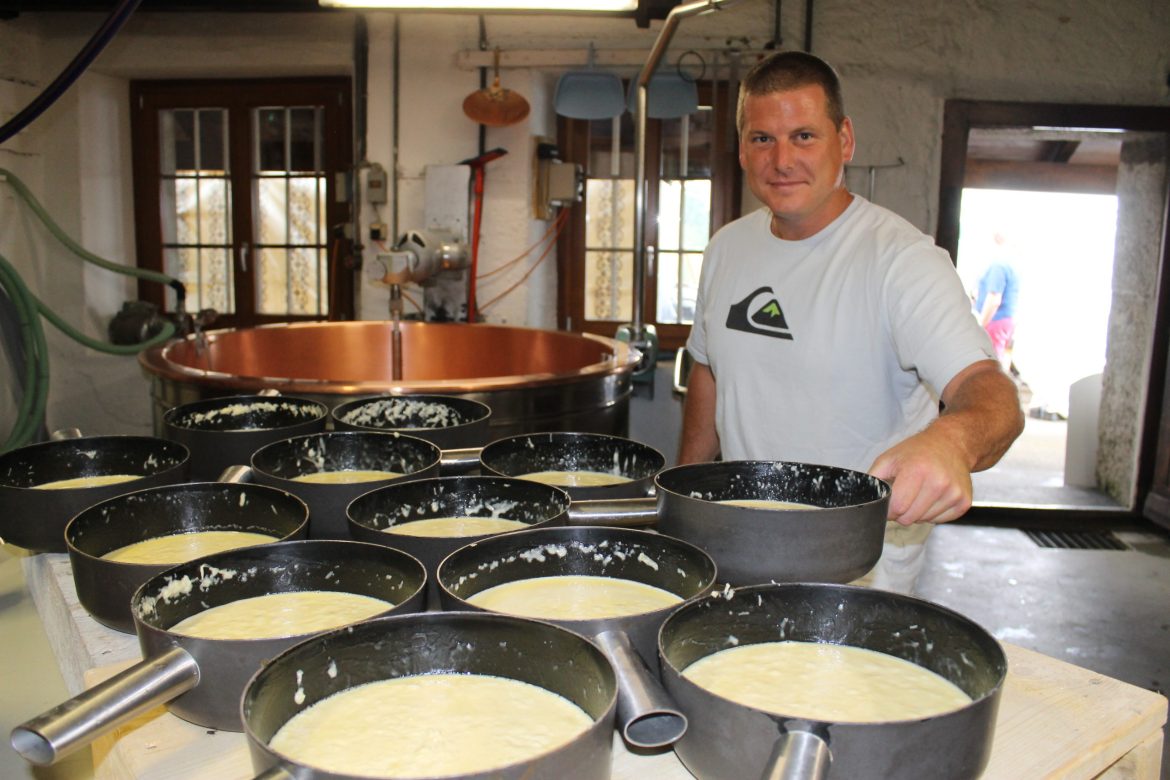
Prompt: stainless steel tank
<box><xmin>139</xmin><ymin>322</ymin><xmax>641</xmax><ymax>438</ymax></box>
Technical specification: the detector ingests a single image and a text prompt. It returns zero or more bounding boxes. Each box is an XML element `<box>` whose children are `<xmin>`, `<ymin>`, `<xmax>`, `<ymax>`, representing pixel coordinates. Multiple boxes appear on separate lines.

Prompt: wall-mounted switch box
<box><xmin>367</xmin><ymin>164</ymin><xmax>388</xmax><ymax>204</ymax></box>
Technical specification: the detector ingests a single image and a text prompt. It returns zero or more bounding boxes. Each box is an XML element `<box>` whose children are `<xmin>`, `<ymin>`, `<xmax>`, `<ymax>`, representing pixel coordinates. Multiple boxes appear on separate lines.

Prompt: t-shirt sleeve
<box><xmin>685</xmin><ymin>242</ymin><xmax>716</xmax><ymax>366</ymax></box>
<box><xmin>982</xmin><ymin>265</ymin><xmax>1008</xmax><ymax>295</ymax></box>
<box><xmin>885</xmin><ymin>242</ymin><xmax>997</xmax><ymax>396</ymax></box>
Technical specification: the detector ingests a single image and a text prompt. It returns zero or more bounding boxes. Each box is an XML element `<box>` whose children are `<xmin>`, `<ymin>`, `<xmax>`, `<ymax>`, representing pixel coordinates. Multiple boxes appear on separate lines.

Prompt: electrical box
<box><xmin>366</xmin><ymin>164</ymin><xmax>387</xmax><ymax>204</ymax></box>
<box><xmin>532</xmin><ymin>138</ymin><xmax>583</xmax><ymax>220</ymax></box>
<box><xmin>548</xmin><ymin>162</ymin><xmax>583</xmax><ymax>205</ymax></box>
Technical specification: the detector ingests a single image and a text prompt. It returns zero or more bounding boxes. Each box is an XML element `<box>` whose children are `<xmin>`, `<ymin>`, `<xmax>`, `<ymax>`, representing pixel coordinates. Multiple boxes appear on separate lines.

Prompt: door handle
<box><xmin>238</xmin><ymin>242</ymin><xmax>250</xmax><ymax>273</ymax></box>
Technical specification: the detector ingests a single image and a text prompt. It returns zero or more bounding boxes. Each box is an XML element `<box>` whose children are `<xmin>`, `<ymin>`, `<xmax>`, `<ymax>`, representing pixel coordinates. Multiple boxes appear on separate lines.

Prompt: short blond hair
<box><xmin>737</xmin><ymin>51</ymin><xmax>846</xmax><ymax>136</ymax></box>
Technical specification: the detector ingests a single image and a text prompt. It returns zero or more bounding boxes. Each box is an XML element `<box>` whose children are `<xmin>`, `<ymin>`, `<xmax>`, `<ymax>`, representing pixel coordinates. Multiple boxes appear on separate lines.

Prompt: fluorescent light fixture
<box><xmin>320</xmin><ymin>0</ymin><xmax>637</xmax><ymax>10</ymax></box>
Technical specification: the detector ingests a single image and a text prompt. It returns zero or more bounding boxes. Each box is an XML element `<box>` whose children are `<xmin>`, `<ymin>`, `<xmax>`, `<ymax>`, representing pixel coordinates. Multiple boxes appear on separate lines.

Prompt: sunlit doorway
<box><xmin>939</xmin><ymin>101</ymin><xmax>1170</xmax><ymax>516</ymax></box>
<box><xmin>956</xmin><ymin>187</ymin><xmax>1120</xmax><ymax>507</ymax></box>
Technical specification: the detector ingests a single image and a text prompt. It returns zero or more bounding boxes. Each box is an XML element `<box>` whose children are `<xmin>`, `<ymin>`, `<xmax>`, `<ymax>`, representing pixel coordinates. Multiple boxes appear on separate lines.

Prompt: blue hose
<box><xmin>0</xmin><ymin>0</ymin><xmax>145</xmax><ymax>145</ymax></box>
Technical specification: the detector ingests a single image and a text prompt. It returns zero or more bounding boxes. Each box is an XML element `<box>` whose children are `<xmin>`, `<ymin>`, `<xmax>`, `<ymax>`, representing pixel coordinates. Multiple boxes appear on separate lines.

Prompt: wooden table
<box><xmin>23</xmin><ymin>553</ymin><xmax>1168</xmax><ymax>779</ymax></box>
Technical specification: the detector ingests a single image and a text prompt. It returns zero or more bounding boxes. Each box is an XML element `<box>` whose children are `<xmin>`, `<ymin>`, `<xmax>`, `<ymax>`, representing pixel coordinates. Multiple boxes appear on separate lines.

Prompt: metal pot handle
<box><xmin>593</xmin><ymin>629</ymin><xmax>687</xmax><ymax>749</ymax></box>
<box><xmin>438</xmin><ymin>446</ymin><xmax>483</xmax><ymax>475</ymax></box>
<box><xmin>10</xmin><ymin>646</ymin><xmax>199</xmax><ymax>765</ymax></box>
<box><xmin>762</xmin><ymin>728</ymin><xmax>832</xmax><ymax>780</ymax></box>
<box><xmin>218</xmin><ymin>464</ymin><xmax>254</xmax><ymax>483</ymax></box>
<box><xmin>567</xmin><ymin>496</ymin><xmax>658</xmax><ymax>527</ymax></box>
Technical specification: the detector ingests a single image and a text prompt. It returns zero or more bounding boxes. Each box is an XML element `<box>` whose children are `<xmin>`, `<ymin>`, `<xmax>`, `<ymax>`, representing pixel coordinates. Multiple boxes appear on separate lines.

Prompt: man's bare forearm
<box><xmin>678</xmin><ymin>361</ymin><xmax>721</xmax><ymax>464</ymax></box>
<box><xmin>935</xmin><ymin>359</ymin><xmax>1024</xmax><ymax>472</ymax></box>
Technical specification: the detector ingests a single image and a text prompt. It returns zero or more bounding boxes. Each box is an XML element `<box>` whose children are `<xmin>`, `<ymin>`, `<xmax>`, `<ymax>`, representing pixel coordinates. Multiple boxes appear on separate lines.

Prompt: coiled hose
<box><xmin>0</xmin><ymin>167</ymin><xmax>182</xmax><ymax>452</ymax></box>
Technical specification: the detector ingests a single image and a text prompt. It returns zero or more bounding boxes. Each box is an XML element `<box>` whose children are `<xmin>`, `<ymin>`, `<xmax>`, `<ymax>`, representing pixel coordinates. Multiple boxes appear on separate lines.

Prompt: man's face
<box><xmin>738</xmin><ymin>84</ymin><xmax>855</xmax><ymax>240</ymax></box>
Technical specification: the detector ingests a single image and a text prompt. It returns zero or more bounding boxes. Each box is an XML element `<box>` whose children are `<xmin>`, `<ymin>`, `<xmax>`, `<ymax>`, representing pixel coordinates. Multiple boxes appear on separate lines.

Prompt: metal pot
<box><xmin>479</xmin><ymin>432</ymin><xmax>664</xmax><ymax>500</ymax></box>
<box><xmin>659</xmin><ymin>583</ymin><xmax>1006</xmax><ymax>780</ymax></box>
<box><xmin>0</xmin><ymin>435</ymin><xmax>189</xmax><ymax>552</ymax></box>
<box><xmin>331</xmin><ymin>393</ymin><xmax>493</xmax><ymax>450</ymax></box>
<box><xmin>250</xmin><ymin>431</ymin><xmax>442</xmax><ymax>539</ymax></box>
<box><xmin>11</xmin><ymin>539</ymin><xmax>427</xmax><ymax>766</ymax></box>
<box><xmin>439</xmin><ymin>526</ymin><xmax>717</xmax><ymax>749</ymax></box>
<box><xmin>241</xmin><ymin>611</ymin><xmax>617</xmax><ymax>780</ymax></box>
<box><xmin>347</xmin><ymin>475</ymin><xmax>570</xmax><ymax>607</ymax></box>
<box><xmin>163</xmin><ymin>394</ymin><xmax>329</xmax><ymax>481</ymax></box>
<box><xmin>655</xmin><ymin>461</ymin><xmax>890</xmax><ymax>585</ymax></box>
<box><xmin>65</xmin><ymin>481</ymin><xmax>310</xmax><ymax>632</ymax></box>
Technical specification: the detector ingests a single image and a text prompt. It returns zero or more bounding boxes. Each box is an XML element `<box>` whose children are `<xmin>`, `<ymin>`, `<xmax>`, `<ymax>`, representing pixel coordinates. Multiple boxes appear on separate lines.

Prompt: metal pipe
<box><xmin>632</xmin><ymin>0</ymin><xmax>740</xmax><ymax>340</ymax></box>
<box><xmin>438</xmin><ymin>446</ymin><xmax>482</xmax><ymax>473</ymax></box>
<box><xmin>390</xmin><ymin>284</ymin><xmax>403</xmax><ymax>381</ymax></box>
<box><xmin>11</xmin><ymin>646</ymin><xmax>199</xmax><ymax>765</ymax></box>
<box><xmin>593</xmin><ymin>629</ymin><xmax>687</xmax><ymax>749</ymax></box>
<box><xmin>567</xmin><ymin>496</ymin><xmax>658</xmax><ymax>527</ymax></box>
<box><xmin>765</xmin><ymin>728</ymin><xmax>833</xmax><ymax>780</ymax></box>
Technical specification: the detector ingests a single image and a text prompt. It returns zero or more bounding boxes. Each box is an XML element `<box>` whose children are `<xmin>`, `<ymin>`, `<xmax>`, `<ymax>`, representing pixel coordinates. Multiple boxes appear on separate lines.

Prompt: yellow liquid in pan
<box><xmin>519</xmin><ymin>470</ymin><xmax>630</xmax><ymax>487</ymax></box>
<box><xmin>269</xmin><ymin>673</ymin><xmax>592</xmax><ymax>776</ymax></box>
<box><xmin>292</xmin><ymin>470</ymin><xmax>401</xmax><ymax>484</ymax></box>
<box><xmin>385</xmin><ymin>516</ymin><xmax>529</xmax><ymax>538</ymax></box>
<box><xmin>103</xmin><ymin>530</ymin><xmax>278</xmax><ymax>564</ymax></box>
<box><xmin>169</xmin><ymin>591</ymin><xmax>393</xmax><ymax>639</ymax></box>
<box><xmin>718</xmin><ymin>499</ymin><xmax>819</xmax><ymax>510</ymax></box>
<box><xmin>33</xmin><ymin>474</ymin><xmax>140</xmax><ymax>490</ymax></box>
<box><xmin>467</xmin><ymin>574</ymin><xmax>682</xmax><ymax>620</ymax></box>
<box><xmin>683</xmin><ymin>640</ymin><xmax>971</xmax><ymax>722</ymax></box>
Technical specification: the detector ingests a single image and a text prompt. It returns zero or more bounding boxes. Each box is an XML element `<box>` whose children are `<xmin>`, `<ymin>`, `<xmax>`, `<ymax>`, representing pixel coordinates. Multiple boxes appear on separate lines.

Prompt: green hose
<box><xmin>0</xmin><ymin>167</ymin><xmax>180</xmax><ymax>452</ymax></box>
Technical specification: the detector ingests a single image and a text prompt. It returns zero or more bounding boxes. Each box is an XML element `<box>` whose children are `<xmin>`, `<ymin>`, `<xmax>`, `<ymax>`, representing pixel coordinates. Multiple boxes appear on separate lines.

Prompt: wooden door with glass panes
<box><xmin>130</xmin><ymin>78</ymin><xmax>353</xmax><ymax>328</ymax></box>
<box><xmin>556</xmin><ymin>81</ymin><xmax>738</xmax><ymax>352</ymax></box>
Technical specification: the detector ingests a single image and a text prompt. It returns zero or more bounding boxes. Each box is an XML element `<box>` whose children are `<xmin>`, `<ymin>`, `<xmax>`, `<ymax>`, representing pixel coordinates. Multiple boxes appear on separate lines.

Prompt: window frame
<box><xmin>130</xmin><ymin>77</ymin><xmax>354</xmax><ymax>327</ymax></box>
<box><xmin>555</xmin><ymin>80</ymin><xmax>741</xmax><ymax>352</ymax></box>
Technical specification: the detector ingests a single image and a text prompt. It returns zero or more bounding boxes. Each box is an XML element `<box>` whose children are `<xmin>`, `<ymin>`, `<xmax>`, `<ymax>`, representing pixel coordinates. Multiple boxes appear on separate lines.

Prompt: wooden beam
<box><xmin>963</xmin><ymin>159</ymin><xmax>1117</xmax><ymax>194</ymax></box>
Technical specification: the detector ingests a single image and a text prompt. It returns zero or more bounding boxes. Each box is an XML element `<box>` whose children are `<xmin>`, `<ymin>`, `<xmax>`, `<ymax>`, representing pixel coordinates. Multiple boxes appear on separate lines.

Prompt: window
<box><xmin>557</xmin><ymin>81</ymin><xmax>739</xmax><ymax>351</ymax></box>
<box><xmin>131</xmin><ymin>78</ymin><xmax>353</xmax><ymax>327</ymax></box>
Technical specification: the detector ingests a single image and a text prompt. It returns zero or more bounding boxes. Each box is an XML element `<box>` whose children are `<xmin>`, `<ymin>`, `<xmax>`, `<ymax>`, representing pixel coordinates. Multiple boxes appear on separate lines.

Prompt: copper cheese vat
<box><xmin>140</xmin><ymin>322</ymin><xmax>641</xmax><ymax>439</ymax></box>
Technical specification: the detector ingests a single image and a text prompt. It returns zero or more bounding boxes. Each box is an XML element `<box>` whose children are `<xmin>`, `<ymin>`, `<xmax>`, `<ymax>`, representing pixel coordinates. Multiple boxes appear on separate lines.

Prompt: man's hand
<box><xmin>870</xmin><ymin>359</ymin><xmax>1023</xmax><ymax>526</ymax></box>
<box><xmin>869</xmin><ymin>428</ymin><xmax>973</xmax><ymax>525</ymax></box>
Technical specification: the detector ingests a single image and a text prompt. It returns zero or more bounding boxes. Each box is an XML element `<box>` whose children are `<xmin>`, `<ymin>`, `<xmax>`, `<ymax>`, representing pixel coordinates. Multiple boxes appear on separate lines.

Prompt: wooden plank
<box><xmin>1095</xmin><ymin>731</ymin><xmax>1166</xmax><ymax>780</ymax></box>
<box><xmin>22</xmin><ymin>554</ymin><xmax>140</xmax><ymax>694</ymax></box>
<box><xmin>982</xmin><ymin>644</ymin><xmax>1166</xmax><ymax>780</ymax></box>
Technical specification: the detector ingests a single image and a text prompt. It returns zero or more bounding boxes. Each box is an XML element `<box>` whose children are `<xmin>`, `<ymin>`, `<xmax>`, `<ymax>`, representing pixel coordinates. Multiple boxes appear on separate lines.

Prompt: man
<box><xmin>678</xmin><ymin>51</ymin><xmax>1024</xmax><ymax>592</ymax></box>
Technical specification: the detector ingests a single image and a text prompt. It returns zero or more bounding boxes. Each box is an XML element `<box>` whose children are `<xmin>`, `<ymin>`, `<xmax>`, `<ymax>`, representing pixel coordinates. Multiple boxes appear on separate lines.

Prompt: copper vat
<box><xmin>140</xmin><ymin>322</ymin><xmax>640</xmax><ymax>438</ymax></box>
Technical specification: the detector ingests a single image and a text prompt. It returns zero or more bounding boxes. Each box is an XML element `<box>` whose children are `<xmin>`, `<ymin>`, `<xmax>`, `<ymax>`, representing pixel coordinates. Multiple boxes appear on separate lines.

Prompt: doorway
<box><xmin>956</xmin><ymin>184</ymin><xmax>1119</xmax><ymax>509</ymax></box>
<box><xmin>938</xmin><ymin>101</ymin><xmax>1170</xmax><ymax>515</ymax></box>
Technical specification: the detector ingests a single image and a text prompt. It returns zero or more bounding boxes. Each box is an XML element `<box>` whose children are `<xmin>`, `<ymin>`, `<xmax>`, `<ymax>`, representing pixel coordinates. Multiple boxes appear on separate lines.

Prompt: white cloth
<box><xmin>687</xmin><ymin>197</ymin><xmax>995</xmax><ymax>593</ymax></box>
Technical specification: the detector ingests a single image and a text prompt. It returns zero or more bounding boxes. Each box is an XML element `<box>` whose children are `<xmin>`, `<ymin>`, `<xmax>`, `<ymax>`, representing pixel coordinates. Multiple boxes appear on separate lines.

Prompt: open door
<box><xmin>937</xmin><ymin>100</ymin><xmax>1170</xmax><ymax>519</ymax></box>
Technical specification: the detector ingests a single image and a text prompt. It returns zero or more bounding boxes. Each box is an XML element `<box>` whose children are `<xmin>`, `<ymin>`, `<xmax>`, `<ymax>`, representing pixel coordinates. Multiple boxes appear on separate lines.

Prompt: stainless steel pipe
<box><xmin>594</xmin><ymin>629</ymin><xmax>687</xmax><ymax>749</ymax></box>
<box><xmin>11</xmin><ymin>647</ymin><xmax>199</xmax><ymax>765</ymax></box>
<box><xmin>631</xmin><ymin>0</ymin><xmax>741</xmax><ymax>342</ymax></box>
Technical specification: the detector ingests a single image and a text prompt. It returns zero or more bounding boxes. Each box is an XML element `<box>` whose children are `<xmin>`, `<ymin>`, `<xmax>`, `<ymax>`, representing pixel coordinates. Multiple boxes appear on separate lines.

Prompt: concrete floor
<box><xmin>0</xmin><ymin>363</ymin><xmax>1165</xmax><ymax>778</ymax></box>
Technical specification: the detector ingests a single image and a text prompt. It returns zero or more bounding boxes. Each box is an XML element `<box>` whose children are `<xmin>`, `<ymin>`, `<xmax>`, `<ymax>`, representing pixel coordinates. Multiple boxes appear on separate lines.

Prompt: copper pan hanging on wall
<box><xmin>463</xmin><ymin>47</ymin><xmax>530</xmax><ymax>127</ymax></box>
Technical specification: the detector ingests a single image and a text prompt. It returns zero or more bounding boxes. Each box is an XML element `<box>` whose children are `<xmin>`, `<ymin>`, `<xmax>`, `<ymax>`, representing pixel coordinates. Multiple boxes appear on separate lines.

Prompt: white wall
<box><xmin>0</xmin><ymin>0</ymin><xmax>1167</xmax><ymax>441</ymax></box>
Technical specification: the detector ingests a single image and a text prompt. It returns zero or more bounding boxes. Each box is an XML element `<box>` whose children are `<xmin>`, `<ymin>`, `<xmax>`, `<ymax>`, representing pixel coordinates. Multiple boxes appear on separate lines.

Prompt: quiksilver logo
<box><xmin>726</xmin><ymin>286</ymin><xmax>793</xmax><ymax>340</ymax></box>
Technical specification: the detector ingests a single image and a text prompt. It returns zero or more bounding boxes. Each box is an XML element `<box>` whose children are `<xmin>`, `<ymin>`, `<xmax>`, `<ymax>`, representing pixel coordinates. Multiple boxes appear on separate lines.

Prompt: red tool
<box><xmin>460</xmin><ymin>147</ymin><xmax>508</xmax><ymax>322</ymax></box>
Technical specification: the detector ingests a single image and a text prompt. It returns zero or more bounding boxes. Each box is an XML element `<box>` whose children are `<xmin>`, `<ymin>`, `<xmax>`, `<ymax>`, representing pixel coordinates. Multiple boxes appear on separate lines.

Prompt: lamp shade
<box><xmin>627</xmin><ymin>70</ymin><xmax>699</xmax><ymax>119</ymax></box>
<box><xmin>554</xmin><ymin>52</ymin><xmax>626</xmax><ymax>120</ymax></box>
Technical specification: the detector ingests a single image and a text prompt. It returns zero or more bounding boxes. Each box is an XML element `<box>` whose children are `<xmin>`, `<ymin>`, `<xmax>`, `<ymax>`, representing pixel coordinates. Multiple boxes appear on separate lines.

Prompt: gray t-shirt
<box><xmin>687</xmin><ymin>196</ymin><xmax>995</xmax><ymax>472</ymax></box>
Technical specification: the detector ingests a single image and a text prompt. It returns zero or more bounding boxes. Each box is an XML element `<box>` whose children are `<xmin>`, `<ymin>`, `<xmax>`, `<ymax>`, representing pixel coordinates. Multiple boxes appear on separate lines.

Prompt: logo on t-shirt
<box><xmin>726</xmin><ymin>286</ymin><xmax>793</xmax><ymax>340</ymax></box>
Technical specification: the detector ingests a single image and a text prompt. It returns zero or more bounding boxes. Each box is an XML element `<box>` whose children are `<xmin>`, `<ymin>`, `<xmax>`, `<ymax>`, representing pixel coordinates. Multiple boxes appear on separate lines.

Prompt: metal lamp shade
<box><xmin>627</xmin><ymin>71</ymin><xmax>699</xmax><ymax>119</ymax></box>
<box><xmin>554</xmin><ymin>69</ymin><xmax>626</xmax><ymax>120</ymax></box>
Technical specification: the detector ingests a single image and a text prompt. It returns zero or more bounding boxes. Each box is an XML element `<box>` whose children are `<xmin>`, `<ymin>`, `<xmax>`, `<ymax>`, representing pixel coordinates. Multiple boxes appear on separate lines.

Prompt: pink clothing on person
<box><xmin>985</xmin><ymin>317</ymin><xmax>1015</xmax><ymax>358</ymax></box>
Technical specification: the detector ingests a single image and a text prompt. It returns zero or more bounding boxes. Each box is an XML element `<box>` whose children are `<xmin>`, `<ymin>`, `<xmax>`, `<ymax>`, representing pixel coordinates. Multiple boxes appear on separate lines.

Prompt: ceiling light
<box><xmin>320</xmin><ymin>0</ymin><xmax>638</xmax><ymax>11</ymax></box>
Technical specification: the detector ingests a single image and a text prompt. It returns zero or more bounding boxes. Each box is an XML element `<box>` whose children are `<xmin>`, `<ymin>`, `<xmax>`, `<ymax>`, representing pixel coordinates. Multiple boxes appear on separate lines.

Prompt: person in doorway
<box><xmin>975</xmin><ymin>232</ymin><xmax>1021</xmax><ymax>371</ymax></box>
<box><xmin>678</xmin><ymin>51</ymin><xmax>1024</xmax><ymax>593</ymax></box>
